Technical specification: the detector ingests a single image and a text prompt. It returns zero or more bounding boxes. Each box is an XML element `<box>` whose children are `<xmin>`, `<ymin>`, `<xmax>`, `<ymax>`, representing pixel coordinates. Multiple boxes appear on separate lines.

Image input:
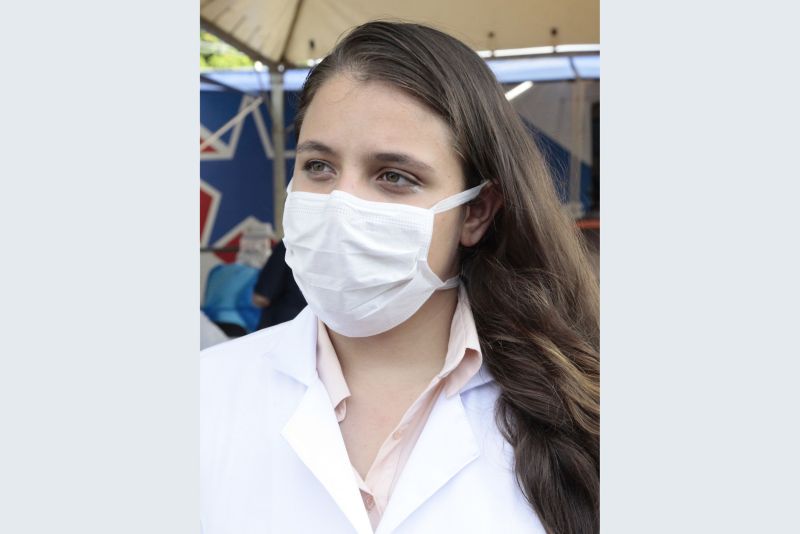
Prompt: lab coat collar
<box><xmin>282</xmin><ymin>375</ymin><xmax>484</xmax><ymax>534</ymax></box>
<box><xmin>281</xmin><ymin>376</ymin><xmax>374</xmax><ymax>534</ymax></box>
<box><xmin>275</xmin><ymin>305</ymin><xmax>495</xmax><ymax>534</ymax></box>
<box><xmin>376</xmin><ymin>388</ymin><xmax>481</xmax><ymax>534</ymax></box>
<box><xmin>460</xmin><ymin>361</ymin><xmax>495</xmax><ymax>394</ymax></box>
<box><xmin>275</xmin><ymin>308</ymin><xmax>372</xmax><ymax>533</ymax></box>
<box><xmin>271</xmin><ymin>305</ymin><xmax>495</xmax><ymax>393</ymax></box>
<box><xmin>270</xmin><ymin>306</ymin><xmax>318</xmax><ymax>386</ymax></box>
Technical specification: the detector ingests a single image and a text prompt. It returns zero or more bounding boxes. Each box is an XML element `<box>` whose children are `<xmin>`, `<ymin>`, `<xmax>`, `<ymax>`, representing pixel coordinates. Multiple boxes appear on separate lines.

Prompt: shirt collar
<box><xmin>315</xmin><ymin>285</ymin><xmax>490</xmax><ymax>412</ymax></box>
<box><xmin>316</xmin><ymin>320</ymin><xmax>351</xmax><ymax>421</ymax></box>
<box><xmin>440</xmin><ymin>285</ymin><xmax>485</xmax><ymax>398</ymax></box>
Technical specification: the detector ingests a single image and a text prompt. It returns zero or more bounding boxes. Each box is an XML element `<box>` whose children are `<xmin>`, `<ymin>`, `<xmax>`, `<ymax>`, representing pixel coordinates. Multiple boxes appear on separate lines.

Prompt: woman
<box><xmin>201</xmin><ymin>21</ymin><xmax>599</xmax><ymax>534</ymax></box>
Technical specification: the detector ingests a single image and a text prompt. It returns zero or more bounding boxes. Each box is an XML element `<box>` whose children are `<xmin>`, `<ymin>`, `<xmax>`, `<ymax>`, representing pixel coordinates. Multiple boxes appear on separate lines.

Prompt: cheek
<box><xmin>426</xmin><ymin>209</ymin><xmax>464</xmax><ymax>280</ymax></box>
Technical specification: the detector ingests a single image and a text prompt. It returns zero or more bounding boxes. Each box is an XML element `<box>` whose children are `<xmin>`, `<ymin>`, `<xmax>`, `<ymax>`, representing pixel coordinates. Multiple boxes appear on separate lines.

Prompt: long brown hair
<box><xmin>293</xmin><ymin>21</ymin><xmax>600</xmax><ymax>534</ymax></box>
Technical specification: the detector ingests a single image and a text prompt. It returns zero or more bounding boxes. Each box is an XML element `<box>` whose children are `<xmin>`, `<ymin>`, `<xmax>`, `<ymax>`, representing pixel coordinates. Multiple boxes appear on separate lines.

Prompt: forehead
<box><xmin>299</xmin><ymin>73</ymin><xmax>458</xmax><ymax>166</ymax></box>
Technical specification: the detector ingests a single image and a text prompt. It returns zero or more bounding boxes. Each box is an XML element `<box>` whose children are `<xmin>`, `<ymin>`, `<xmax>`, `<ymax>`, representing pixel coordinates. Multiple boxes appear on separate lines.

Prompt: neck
<box><xmin>327</xmin><ymin>287</ymin><xmax>459</xmax><ymax>392</ymax></box>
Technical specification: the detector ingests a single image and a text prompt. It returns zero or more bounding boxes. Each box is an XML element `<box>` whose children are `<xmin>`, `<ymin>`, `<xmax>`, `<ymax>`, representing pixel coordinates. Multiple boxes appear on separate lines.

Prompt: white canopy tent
<box><xmin>201</xmin><ymin>0</ymin><xmax>599</xmax><ymax>68</ymax></box>
<box><xmin>201</xmin><ymin>0</ymin><xmax>599</xmax><ymax>233</ymax></box>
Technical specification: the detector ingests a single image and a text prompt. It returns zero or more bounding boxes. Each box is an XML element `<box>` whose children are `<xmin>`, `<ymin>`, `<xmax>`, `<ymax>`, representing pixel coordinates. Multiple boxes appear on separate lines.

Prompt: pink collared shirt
<box><xmin>316</xmin><ymin>287</ymin><xmax>483</xmax><ymax>531</ymax></box>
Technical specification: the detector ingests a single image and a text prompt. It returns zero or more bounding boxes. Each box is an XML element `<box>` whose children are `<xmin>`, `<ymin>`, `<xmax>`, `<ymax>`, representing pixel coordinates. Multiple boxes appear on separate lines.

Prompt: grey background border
<box><xmin>1</xmin><ymin>1</ymin><xmax>200</xmax><ymax>532</ymax></box>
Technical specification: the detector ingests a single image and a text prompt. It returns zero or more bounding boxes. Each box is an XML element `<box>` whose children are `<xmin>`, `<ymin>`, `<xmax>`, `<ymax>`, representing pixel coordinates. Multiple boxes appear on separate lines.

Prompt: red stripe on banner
<box><xmin>215</xmin><ymin>233</ymin><xmax>242</xmax><ymax>264</ymax></box>
<box><xmin>201</xmin><ymin>137</ymin><xmax>217</xmax><ymax>153</ymax></box>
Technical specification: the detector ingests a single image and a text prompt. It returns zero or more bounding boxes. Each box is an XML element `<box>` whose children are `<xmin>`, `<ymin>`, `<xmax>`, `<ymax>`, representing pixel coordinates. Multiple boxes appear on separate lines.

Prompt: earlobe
<box><xmin>460</xmin><ymin>184</ymin><xmax>502</xmax><ymax>247</ymax></box>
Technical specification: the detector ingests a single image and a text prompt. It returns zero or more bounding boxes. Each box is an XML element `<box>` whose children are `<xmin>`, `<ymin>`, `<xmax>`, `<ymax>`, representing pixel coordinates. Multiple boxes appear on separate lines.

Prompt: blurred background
<box><xmin>199</xmin><ymin>0</ymin><xmax>599</xmax><ymax>347</ymax></box>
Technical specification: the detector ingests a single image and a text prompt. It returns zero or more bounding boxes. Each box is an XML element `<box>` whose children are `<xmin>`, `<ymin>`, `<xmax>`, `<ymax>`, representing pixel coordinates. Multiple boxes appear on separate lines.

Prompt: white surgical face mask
<box><xmin>283</xmin><ymin>180</ymin><xmax>486</xmax><ymax>337</ymax></box>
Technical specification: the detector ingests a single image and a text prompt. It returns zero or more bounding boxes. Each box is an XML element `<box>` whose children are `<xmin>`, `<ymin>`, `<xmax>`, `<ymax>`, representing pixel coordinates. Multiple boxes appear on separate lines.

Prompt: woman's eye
<box><xmin>303</xmin><ymin>160</ymin><xmax>333</xmax><ymax>174</ymax></box>
<box><xmin>378</xmin><ymin>171</ymin><xmax>417</xmax><ymax>188</ymax></box>
<box><xmin>383</xmin><ymin>172</ymin><xmax>402</xmax><ymax>183</ymax></box>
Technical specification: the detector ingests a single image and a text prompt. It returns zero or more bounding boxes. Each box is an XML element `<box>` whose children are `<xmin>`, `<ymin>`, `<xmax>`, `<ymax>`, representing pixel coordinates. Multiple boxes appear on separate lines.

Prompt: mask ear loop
<box><xmin>431</xmin><ymin>181</ymin><xmax>489</xmax><ymax>290</ymax></box>
<box><xmin>430</xmin><ymin>181</ymin><xmax>488</xmax><ymax>214</ymax></box>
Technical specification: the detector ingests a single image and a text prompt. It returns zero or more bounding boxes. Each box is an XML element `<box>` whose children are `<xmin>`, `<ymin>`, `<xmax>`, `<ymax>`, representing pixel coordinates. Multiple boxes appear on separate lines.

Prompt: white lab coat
<box><xmin>200</xmin><ymin>306</ymin><xmax>545</xmax><ymax>534</ymax></box>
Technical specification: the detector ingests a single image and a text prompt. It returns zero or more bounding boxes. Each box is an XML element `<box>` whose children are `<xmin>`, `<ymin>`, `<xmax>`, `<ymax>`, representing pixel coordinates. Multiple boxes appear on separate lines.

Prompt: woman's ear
<box><xmin>460</xmin><ymin>183</ymin><xmax>503</xmax><ymax>247</ymax></box>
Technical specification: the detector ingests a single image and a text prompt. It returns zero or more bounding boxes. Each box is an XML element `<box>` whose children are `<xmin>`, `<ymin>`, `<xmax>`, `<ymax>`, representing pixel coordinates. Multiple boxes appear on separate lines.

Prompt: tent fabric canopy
<box><xmin>200</xmin><ymin>0</ymin><xmax>599</xmax><ymax>68</ymax></box>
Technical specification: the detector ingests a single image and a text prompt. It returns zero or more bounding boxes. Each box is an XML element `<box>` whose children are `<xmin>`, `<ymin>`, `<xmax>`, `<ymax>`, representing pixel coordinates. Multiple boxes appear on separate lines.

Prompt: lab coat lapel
<box><xmin>281</xmin><ymin>375</ymin><xmax>373</xmax><ymax>534</ymax></box>
<box><xmin>376</xmin><ymin>390</ymin><xmax>480</xmax><ymax>534</ymax></box>
<box><xmin>270</xmin><ymin>307</ymin><xmax>318</xmax><ymax>385</ymax></box>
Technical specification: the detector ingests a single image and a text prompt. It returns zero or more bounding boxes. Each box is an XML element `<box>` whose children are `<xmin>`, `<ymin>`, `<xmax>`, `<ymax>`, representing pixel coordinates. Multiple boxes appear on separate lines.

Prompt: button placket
<box><xmin>362</xmin><ymin>493</ymin><xmax>375</xmax><ymax>510</ymax></box>
<box><xmin>391</xmin><ymin>426</ymin><xmax>405</xmax><ymax>441</ymax></box>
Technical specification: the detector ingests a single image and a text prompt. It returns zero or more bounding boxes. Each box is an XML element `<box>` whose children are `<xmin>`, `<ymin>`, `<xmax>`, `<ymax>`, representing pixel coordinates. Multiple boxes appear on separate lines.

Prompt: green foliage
<box><xmin>201</xmin><ymin>30</ymin><xmax>254</xmax><ymax>70</ymax></box>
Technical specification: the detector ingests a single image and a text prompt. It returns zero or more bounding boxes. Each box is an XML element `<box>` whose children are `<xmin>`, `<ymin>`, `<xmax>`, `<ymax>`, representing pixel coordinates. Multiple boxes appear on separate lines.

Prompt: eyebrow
<box><xmin>296</xmin><ymin>140</ymin><xmax>435</xmax><ymax>173</ymax></box>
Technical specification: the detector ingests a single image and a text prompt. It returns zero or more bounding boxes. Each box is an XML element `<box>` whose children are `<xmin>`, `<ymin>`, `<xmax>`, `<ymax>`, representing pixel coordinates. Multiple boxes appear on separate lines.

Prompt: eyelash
<box><xmin>301</xmin><ymin>160</ymin><xmax>420</xmax><ymax>192</ymax></box>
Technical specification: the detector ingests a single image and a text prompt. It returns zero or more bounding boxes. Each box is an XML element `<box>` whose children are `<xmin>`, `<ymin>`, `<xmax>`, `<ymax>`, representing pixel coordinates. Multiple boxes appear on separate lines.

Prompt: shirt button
<box><xmin>363</xmin><ymin>494</ymin><xmax>375</xmax><ymax>510</ymax></box>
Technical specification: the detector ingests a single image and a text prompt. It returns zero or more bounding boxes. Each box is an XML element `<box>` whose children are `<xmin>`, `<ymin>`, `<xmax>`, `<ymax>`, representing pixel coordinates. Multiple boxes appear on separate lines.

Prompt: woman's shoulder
<box><xmin>202</xmin><ymin>305</ymin><xmax>311</xmax><ymax>353</ymax></box>
<box><xmin>200</xmin><ymin>306</ymin><xmax>316</xmax><ymax>385</ymax></box>
<box><xmin>200</xmin><ymin>307</ymin><xmax>318</xmax><ymax>441</ymax></box>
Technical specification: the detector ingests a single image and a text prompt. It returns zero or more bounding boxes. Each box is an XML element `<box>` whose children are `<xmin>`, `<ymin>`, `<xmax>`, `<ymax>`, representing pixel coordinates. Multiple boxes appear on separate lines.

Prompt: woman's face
<box><xmin>292</xmin><ymin>73</ymin><xmax>468</xmax><ymax>281</ymax></box>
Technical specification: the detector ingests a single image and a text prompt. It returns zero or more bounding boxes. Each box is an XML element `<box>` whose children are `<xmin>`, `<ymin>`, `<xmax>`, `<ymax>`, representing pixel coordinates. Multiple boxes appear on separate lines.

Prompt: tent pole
<box><xmin>270</xmin><ymin>68</ymin><xmax>287</xmax><ymax>238</ymax></box>
<box><xmin>567</xmin><ymin>57</ymin><xmax>586</xmax><ymax>219</ymax></box>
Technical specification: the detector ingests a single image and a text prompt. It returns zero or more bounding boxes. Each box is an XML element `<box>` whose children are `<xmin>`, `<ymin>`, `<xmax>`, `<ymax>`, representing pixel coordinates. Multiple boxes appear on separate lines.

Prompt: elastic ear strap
<box><xmin>431</xmin><ymin>182</ymin><xmax>488</xmax><ymax>214</ymax></box>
